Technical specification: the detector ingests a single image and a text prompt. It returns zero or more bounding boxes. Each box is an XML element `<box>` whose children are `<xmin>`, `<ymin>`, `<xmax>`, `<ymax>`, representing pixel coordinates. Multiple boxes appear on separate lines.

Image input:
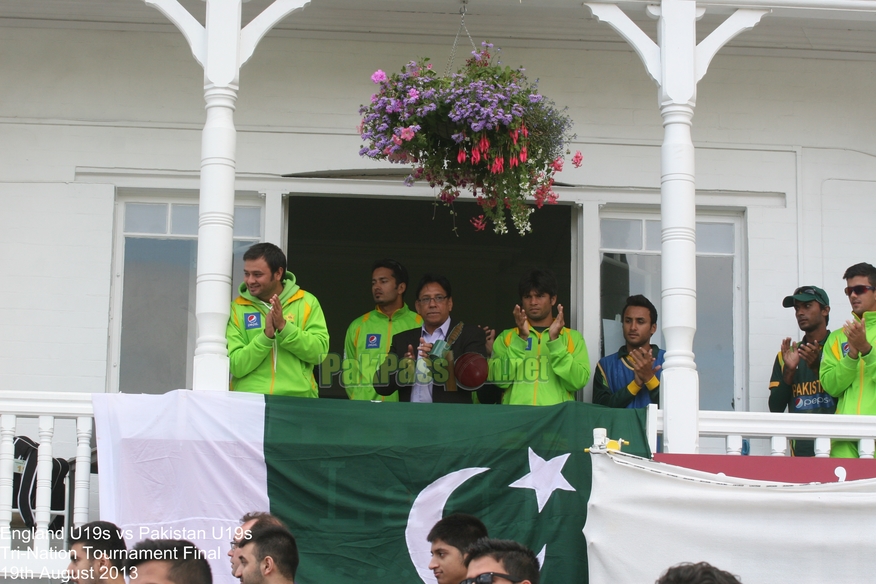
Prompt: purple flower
<box><xmin>529</xmin><ymin>94</ymin><xmax>543</xmax><ymax>103</ymax></box>
<box><xmin>371</xmin><ymin>70</ymin><xmax>387</xmax><ymax>84</ymax></box>
<box><xmin>408</xmin><ymin>88</ymin><xmax>420</xmax><ymax>100</ymax></box>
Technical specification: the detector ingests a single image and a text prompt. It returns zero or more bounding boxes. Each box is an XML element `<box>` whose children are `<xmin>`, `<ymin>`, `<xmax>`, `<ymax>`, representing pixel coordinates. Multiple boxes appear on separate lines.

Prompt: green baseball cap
<box><xmin>782</xmin><ymin>285</ymin><xmax>829</xmax><ymax>308</ymax></box>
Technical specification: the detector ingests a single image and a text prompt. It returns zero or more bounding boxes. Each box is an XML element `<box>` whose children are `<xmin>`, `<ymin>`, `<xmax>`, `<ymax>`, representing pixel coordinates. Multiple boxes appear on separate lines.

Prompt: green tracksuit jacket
<box><xmin>227</xmin><ymin>273</ymin><xmax>329</xmax><ymax>397</ymax></box>
<box><xmin>490</xmin><ymin>325</ymin><xmax>590</xmax><ymax>406</ymax></box>
<box><xmin>343</xmin><ymin>305</ymin><xmax>422</xmax><ymax>401</ymax></box>
<box><xmin>821</xmin><ymin>311</ymin><xmax>876</xmax><ymax>458</ymax></box>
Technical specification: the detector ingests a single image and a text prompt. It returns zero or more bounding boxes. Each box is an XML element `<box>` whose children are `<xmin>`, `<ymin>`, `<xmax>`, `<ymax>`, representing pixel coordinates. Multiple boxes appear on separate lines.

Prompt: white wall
<box><xmin>0</xmin><ymin>183</ymin><xmax>115</xmax><ymax>392</ymax></box>
<box><xmin>1</xmin><ymin>24</ymin><xmax>874</xmax><ymax>409</ymax></box>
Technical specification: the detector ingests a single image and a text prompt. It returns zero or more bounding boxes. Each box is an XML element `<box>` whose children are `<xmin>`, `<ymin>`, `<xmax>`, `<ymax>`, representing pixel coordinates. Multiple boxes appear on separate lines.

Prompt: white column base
<box><xmin>660</xmin><ymin>367</ymin><xmax>699</xmax><ymax>453</ymax></box>
<box><xmin>193</xmin><ymin>353</ymin><xmax>230</xmax><ymax>391</ymax></box>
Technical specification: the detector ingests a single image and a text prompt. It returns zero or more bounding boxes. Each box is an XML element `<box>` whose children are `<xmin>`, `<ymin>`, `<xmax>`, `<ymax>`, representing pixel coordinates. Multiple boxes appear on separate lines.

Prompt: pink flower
<box><xmin>457</xmin><ymin>148</ymin><xmax>467</xmax><ymax>164</ymax></box>
<box><xmin>392</xmin><ymin>135</ymin><xmax>403</xmax><ymax>146</ymax></box>
<box><xmin>400</xmin><ymin>127</ymin><xmax>415</xmax><ymax>141</ymax></box>
<box><xmin>509</xmin><ymin>155</ymin><xmax>518</xmax><ymax>169</ymax></box>
<box><xmin>551</xmin><ymin>157</ymin><xmax>564</xmax><ymax>172</ymax></box>
<box><xmin>471</xmin><ymin>149</ymin><xmax>481</xmax><ymax>164</ymax></box>
<box><xmin>371</xmin><ymin>70</ymin><xmax>387</xmax><ymax>84</ymax></box>
<box><xmin>408</xmin><ymin>88</ymin><xmax>419</xmax><ymax>100</ymax></box>
<box><xmin>470</xmin><ymin>214</ymin><xmax>487</xmax><ymax>231</ymax></box>
<box><xmin>572</xmin><ymin>151</ymin><xmax>583</xmax><ymax>169</ymax></box>
<box><xmin>519</xmin><ymin>146</ymin><xmax>528</xmax><ymax>163</ymax></box>
<box><xmin>356</xmin><ymin>121</ymin><xmax>364</xmax><ymax>135</ymax></box>
<box><xmin>510</xmin><ymin>128</ymin><xmax>519</xmax><ymax>145</ymax></box>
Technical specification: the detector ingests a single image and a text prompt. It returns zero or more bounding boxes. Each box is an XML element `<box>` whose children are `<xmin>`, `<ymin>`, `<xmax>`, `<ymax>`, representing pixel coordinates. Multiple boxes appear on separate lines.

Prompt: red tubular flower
<box><xmin>510</xmin><ymin>129</ymin><xmax>519</xmax><ymax>145</ymax></box>
<box><xmin>572</xmin><ymin>150</ymin><xmax>583</xmax><ymax>168</ymax></box>
<box><xmin>522</xmin><ymin>125</ymin><xmax>529</xmax><ymax>138</ymax></box>
<box><xmin>519</xmin><ymin>146</ymin><xmax>528</xmax><ymax>163</ymax></box>
<box><xmin>458</xmin><ymin>148</ymin><xmax>467</xmax><ymax>163</ymax></box>
<box><xmin>509</xmin><ymin>155</ymin><xmax>519</xmax><ymax>168</ymax></box>
<box><xmin>470</xmin><ymin>214</ymin><xmax>487</xmax><ymax>231</ymax></box>
<box><xmin>471</xmin><ymin>149</ymin><xmax>481</xmax><ymax>164</ymax></box>
<box><xmin>479</xmin><ymin>135</ymin><xmax>490</xmax><ymax>153</ymax></box>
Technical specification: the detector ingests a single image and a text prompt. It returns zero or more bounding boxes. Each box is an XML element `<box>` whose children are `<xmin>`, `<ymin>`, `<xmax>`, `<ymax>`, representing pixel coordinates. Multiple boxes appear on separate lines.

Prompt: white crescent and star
<box><xmin>405</xmin><ymin>448</ymin><xmax>576</xmax><ymax>583</ymax></box>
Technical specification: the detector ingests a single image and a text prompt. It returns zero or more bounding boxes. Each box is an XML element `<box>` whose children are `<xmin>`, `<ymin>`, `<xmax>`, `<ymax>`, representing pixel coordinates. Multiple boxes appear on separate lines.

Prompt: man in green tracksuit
<box><xmin>490</xmin><ymin>269</ymin><xmax>590</xmax><ymax>405</ymax></box>
<box><xmin>821</xmin><ymin>262</ymin><xmax>876</xmax><ymax>458</ymax></box>
<box><xmin>343</xmin><ymin>259</ymin><xmax>422</xmax><ymax>401</ymax></box>
<box><xmin>226</xmin><ymin>243</ymin><xmax>329</xmax><ymax>397</ymax></box>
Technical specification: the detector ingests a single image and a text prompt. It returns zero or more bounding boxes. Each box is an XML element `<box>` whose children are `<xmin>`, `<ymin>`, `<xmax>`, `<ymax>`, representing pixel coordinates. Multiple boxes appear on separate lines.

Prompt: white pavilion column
<box><xmin>145</xmin><ymin>0</ymin><xmax>310</xmax><ymax>390</ymax></box>
<box><xmin>586</xmin><ymin>0</ymin><xmax>767</xmax><ymax>452</ymax></box>
<box><xmin>654</xmin><ymin>0</ymin><xmax>701</xmax><ymax>453</ymax></box>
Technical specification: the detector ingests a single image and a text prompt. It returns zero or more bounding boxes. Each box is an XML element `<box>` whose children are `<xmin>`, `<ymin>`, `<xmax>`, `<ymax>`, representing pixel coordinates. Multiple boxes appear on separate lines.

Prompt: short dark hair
<box><xmin>244</xmin><ymin>242</ymin><xmax>287</xmax><ymax>275</ymax></box>
<box><xmin>372</xmin><ymin>259</ymin><xmax>409</xmax><ymax>296</ymax></box>
<box><xmin>239</xmin><ymin>524</ymin><xmax>299</xmax><ymax>581</ymax></box>
<box><xmin>427</xmin><ymin>513</ymin><xmax>489</xmax><ymax>553</ymax></box>
<box><xmin>656</xmin><ymin>561</ymin><xmax>742</xmax><ymax>584</ymax></box>
<box><xmin>70</xmin><ymin>521</ymin><xmax>127</xmax><ymax>569</ymax></box>
<box><xmin>464</xmin><ymin>538</ymin><xmax>539</xmax><ymax>584</ymax></box>
<box><xmin>843</xmin><ymin>262</ymin><xmax>876</xmax><ymax>288</ymax></box>
<box><xmin>623</xmin><ymin>294</ymin><xmax>658</xmax><ymax>325</ymax></box>
<box><xmin>126</xmin><ymin>539</ymin><xmax>212</xmax><ymax>584</ymax></box>
<box><xmin>518</xmin><ymin>269</ymin><xmax>558</xmax><ymax>299</ymax></box>
<box><xmin>240</xmin><ymin>511</ymin><xmax>285</xmax><ymax>527</ymax></box>
<box><xmin>415</xmin><ymin>274</ymin><xmax>452</xmax><ymax>300</ymax></box>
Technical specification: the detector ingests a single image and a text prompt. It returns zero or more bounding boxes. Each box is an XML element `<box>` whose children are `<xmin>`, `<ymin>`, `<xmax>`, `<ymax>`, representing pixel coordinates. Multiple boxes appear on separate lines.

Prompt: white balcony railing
<box><xmin>1</xmin><ymin>392</ymin><xmax>876</xmax><ymax>579</ymax></box>
<box><xmin>646</xmin><ymin>404</ymin><xmax>876</xmax><ymax>457</ymax></box>
<box><xmin>0</xmin><ymin>391</ymin><xmax>95</xmax><ymax>576</ymax></box>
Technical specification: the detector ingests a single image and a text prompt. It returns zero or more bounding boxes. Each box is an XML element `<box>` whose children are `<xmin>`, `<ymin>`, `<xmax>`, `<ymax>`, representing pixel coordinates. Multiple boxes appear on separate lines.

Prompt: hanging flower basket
<box><xmin>358</xmin><ymin>42</ymin><xmax>581</xmax><ymax>236</ymax></box>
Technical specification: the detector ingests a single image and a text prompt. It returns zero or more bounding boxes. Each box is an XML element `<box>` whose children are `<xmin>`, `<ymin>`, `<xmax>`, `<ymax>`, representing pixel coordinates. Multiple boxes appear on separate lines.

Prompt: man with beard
<box><xmin>235</xmin><ymin>524</ymin><xmax>298</xmax><ymax>584</ymax></box>
<box><xmin>343</xmin><ymin>259</ymin><xmax>422</xmax><ymax>401</ymax></box>
<box><xmin>228</xmin><ymin>511</ymin><xmax>286</xmax><ymax>577</ymax></box>
<box><xmin>769</xmin><ymin>286</ymin><xmax>835</xmax><ymax>456</ymax></box>
<box><xmin>66</xmin><ymin>521</ymin><xmax>127</xmax><ymax>584</ymax></box>
<box><xmin>226</xmin><ymin>243</ymin><xmax>329</xmax><ymax>397</ymax></box>
<box><xmin>592</xmin><ymin>295</ymin><xmax>664</xmax><ymax>408</ymax></box>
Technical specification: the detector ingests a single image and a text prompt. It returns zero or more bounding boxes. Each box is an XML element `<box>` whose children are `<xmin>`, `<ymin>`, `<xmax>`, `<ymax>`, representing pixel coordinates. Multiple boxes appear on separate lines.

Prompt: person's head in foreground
<box><xmin>67</xmin><ymin>521</ymin><xmax>128</xmax><ymax>584</ymax></box>
<box><xmin>462</xmin><ymin>538</ymin><xmax>539</xmax><ymax>584</ymax></box>
<box><xmin>656</xmin><ymin>561</ymin><xmax>742</xmax><ymax>584</ymax></box>
<box><xmin>127</xmin><ymin>539</ymin><xmax>212</xmax><ymax>584</ymax></box>
<box><xmin>235</xmin><ymin>523</ymin><xmax>299</xmax><ymax>584</ymax></box>
<box><xmin>427</xmin><ymin>513</ymin><xmax>489</xmax><ymax>584</ymax></box>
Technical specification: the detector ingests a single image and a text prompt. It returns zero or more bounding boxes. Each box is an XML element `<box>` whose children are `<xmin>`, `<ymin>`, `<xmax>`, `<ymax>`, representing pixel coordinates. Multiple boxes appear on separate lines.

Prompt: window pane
<box><xmin>125</xmin><ymin>203</ymin><xmax>167</xmax><ymax>234</ymax></box>
<box><xmin>171</xmin><ymin>204</ymin><xmax>199</xmax><ymax>236</ymax></box>
<box><xmin>645</xmin><ymin>220</ymin><xmax>661</xmax><ymax>251</ymax></box>
<box><xmin>119</xmin><ymin>238</ymin><xmax>197</xmax><ymax>393</ymax></box>
<box><xmin>696</xmin><ymin>222</ymin><xmax>734</xmax><ymax>254</ymax></box>
<box><xmin>234</xmin><ymin>206</ymin><xmax>261</xmax><ymax>238</ymax></box>
<box><xmin>695</xmin><ymin>255</ymin><xmax>734</xmax><ymax>411</ymax></box>
<box><xmin>600</xmin><ymin>219</ymin><xmax>642</xmax><ymax>250</ymax></box>
<box><xmin>600</xmin><ymin>253</ymin><xmax>663</xmax><ymax>356</ymax></box>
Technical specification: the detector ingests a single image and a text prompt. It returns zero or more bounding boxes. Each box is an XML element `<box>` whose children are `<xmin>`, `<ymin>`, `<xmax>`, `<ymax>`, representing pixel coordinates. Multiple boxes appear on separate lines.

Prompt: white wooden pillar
<box><xmin>145</xmin><ymin>0</ymin><xmax>310</xmax><ymax>390</ymax></box>
<box><xmin>586</xmin><ymin>0</ymin><xmax>767</xmax><ymax>452</ymax></box>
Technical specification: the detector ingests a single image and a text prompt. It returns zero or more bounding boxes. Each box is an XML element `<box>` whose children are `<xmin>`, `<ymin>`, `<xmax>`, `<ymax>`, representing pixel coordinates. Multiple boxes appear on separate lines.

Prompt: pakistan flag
<box><xmin>94</xmin><ymin>391</ymin><xmax>649</xmax><ymax>584</ymax></box>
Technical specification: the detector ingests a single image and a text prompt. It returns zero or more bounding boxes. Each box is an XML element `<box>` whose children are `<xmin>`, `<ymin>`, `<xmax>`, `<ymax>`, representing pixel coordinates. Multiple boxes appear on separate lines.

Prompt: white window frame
<box><xmin>598</xmin><ymin>209</ymin><xmax>749</xmax><ymax>411</ymax></box>
<box><xmin>107</xmin><ymin>189</ymin><xmax>264</xmax><ymax>393</ymax></box>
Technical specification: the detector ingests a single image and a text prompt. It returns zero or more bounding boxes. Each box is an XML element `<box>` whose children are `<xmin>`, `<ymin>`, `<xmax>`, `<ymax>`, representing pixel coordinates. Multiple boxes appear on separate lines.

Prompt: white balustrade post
<box><xmin>771</xmin><ymin>436</ymin><xmax>788</xmax><ymax>456</ymax></box>
<box><xmin>34</xmin><ymin>416</ymin><xmax>55</xmax><ymax>553</ymax></box>
<box><xmin>0</xmin><ymin>415</ymin><xmax>15</xmax><ymax>552</ymax></box>
<box><xmin>858</xmin><ymin>438</ymin><xmax>875</xmax><ymax>459</ymax></box>
<box><xmin>73</xmin><ymin>417</ymin><xmax>93</xmax><ymax>527</ymax></box>
<box><xmin>814</xmin><ymin>437</ymin><xmax>831</xmax><ymax>458</ymax></box>
<box><xmin>726</xmin><ymin>434</ymin><xmax>743</xmax><ymax>455</ymax></box>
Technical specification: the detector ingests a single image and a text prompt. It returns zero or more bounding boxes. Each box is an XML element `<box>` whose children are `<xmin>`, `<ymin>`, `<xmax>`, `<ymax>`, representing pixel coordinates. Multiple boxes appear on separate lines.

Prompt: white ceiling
<box><xmin>1</xmin><ymin>0</ymin><xmax>875</xmax><ymax>56</ymax></box>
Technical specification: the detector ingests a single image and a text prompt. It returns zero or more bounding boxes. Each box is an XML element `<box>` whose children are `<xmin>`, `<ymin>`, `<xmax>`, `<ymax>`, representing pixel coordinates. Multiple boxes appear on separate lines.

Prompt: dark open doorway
<box><xmin>286</xmin><ymin>196</ymin><xmax>572</xmax><ymax>398</ymax></box>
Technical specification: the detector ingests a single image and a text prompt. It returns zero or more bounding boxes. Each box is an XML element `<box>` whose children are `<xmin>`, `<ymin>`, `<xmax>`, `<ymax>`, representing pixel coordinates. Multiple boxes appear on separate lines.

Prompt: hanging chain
<box><xmin>445</xmin><ymin>2</ymin><xmax>477</xmax><ymax>77</ymax></box>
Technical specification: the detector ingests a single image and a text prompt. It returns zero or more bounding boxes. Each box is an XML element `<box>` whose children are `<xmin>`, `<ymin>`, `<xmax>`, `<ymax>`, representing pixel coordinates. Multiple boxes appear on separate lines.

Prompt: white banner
<box><xmin>585</xmin><ymin>451</ymin><xmax>876</xmax><ymax>584</ymax></box>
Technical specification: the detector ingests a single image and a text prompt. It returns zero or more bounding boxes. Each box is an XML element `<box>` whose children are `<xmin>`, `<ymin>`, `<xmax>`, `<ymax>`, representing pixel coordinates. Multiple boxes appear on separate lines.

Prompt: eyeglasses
<box><xmin>794</xmin><ymin>286</ymin><xmax>818</xmax><ymax>296</ymax></box>
<box><xmin>845</xmin><ymin>285</ymin><xmax>876</xmax><ymax>297</ymax></box>
<box><xmin>460</xmin><ymin>573</ymin><xmax>522</xmax><ymax>584</ymax></box>
<box><xmin>416</xmin><ymin>295</ymin><xmax>448</xmax><ymax>305</ymax></box>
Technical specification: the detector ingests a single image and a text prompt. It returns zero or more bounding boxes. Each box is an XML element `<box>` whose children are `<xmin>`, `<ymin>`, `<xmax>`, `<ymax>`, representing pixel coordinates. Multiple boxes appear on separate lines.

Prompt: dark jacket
<box><xmin>374</xmin><ymin>319</ymin><xmax>500</xmax><ymax>404</ymax></box>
